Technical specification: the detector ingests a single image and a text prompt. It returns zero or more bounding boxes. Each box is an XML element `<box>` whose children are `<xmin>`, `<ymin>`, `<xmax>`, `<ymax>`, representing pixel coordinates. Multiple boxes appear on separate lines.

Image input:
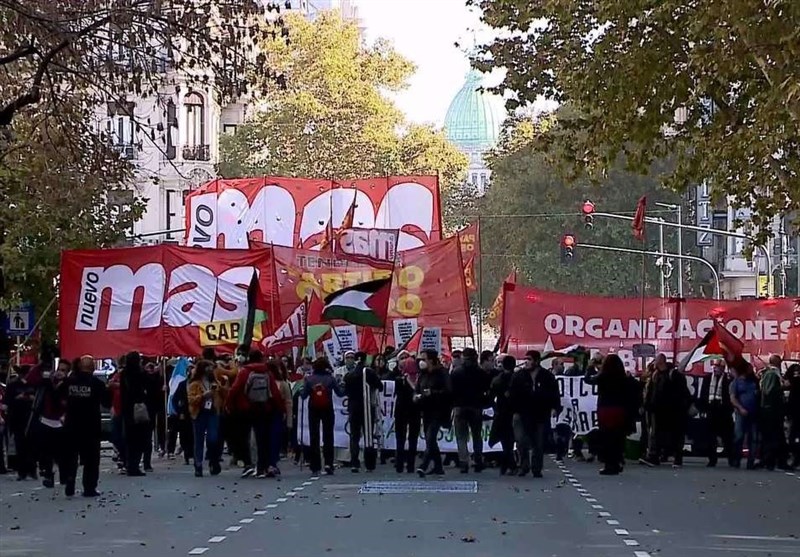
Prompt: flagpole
<box><xmin>639</xmin><ymin>230</ymin><xmax>647</xmax><ymax>372</ymax></box>
<box><xmin>477</xmin><ymin>215</ymin><xmax>483</xmax><ymax>351</ymax></box>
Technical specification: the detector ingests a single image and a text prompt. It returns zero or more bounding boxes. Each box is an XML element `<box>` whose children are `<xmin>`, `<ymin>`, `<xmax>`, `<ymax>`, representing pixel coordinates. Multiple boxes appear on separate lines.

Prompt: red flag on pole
<box><xmin>360</xmin><ymin>327</ymin><xmax>379</xmax><ymax>354</ymax></box>
<box><xmin>632</xmin><ymin>195</ymin><xmax>647</xmax><ymax>241</ymax></box>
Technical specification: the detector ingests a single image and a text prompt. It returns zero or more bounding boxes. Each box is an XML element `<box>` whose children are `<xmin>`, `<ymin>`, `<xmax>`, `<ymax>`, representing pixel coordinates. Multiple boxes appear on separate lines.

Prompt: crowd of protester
<box><xmin>0</xmin><ymin>345</ymin><xmax>798</xmax><ymax>496</ymax></box>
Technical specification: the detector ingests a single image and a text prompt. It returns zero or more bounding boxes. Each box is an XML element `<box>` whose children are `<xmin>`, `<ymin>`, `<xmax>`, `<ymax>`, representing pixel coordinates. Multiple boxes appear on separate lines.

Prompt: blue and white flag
<box><xmin>167</xmin><ymin>357</ymin><xmax>189</xmax><ymax>415</ymax></box>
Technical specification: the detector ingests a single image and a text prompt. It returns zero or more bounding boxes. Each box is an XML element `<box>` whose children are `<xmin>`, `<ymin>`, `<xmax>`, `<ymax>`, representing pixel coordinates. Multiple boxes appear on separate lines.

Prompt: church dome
<box><xmin>443</xmin><ymin>69</ymin><xmax>503</xmax><ymax>151</ymax></box>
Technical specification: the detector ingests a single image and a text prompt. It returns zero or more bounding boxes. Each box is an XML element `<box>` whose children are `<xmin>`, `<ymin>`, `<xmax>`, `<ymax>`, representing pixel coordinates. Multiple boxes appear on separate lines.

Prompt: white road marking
<box><xmin>239</xmin><ymin>518</ymin><xmax>254</xmax><ymax>524</ymax></box>
<box><xmin>634</xmin><ymin>552</ymin><xmax>651</xmax><ymax>557</ymax></box>
<box><xmin>32</xmin><ymin>487</ymin><xmax>44</xmax><ymax>491</ymax></box>
<box><xmin>607</xmin><ymin>520</ymin><xmax>620</xmax><ymax>525</ymax></box>
<box><xmin>310</xmin><ymin>476</ymin><xmax>320</xmax><ymax>480</ymax></box>
<box><xmin>302</xmin><ymin>481</ymin><xmax>313</xmax><ymax>486</ymax></box>
<box><xmin>285</xmin><ymin>492</ymin><xmax>296</xmax><ymax>497</ymax></box>
<box><xmin>208</xmin><ymin>536</ymin><xmax>226</xmax><ymax>543</ymax></box>
<box><xmin>225</xmin><ymin>526</ymin><xmax>242</xmax><ymax>532</ymax></box>
<box><xmin>614</xmin><ymin>529</ymin><xmax>629</xmax><ymax>535</ymax></box>
<box><xmin>10</xmin><ymin>492</ymin><xmax>23</xmax><ymax>497</ymax></box>
<box><xmin>266</xmin><ymin>504</ymin><xmax>278</xmax><ymax>508</ymax></box>
<box><xmin>276</xmin><ymin>497</ymin><xmax>288</xmax><ymax>502</ymax></box>
<box><xmin>598</xmin><ymin>512</ymin><xmax>611</xmax><ymax>517</ymax></box>
<box><xmin>711</xmin><ymin>535</ymin><xmax>800</xmax><ymax>542</ymax></box>
<box><xmin>293</xmin><ymin>486</ymin><xmax>305</xmax><ymax>491</ymax></box>
<box><xmin>253</xmin><ymin>511</ymin><xmax>267</xmax><ymax>515</ymax></box>
<box><xmin>586</xmin><ymin>497</ymin><xmax>598</xmax><ymax>502</ymax></box>
<box><xmin>188</xmin><ymin>549</ymin><xmax>209</xmax><ymax>555</ymax></box>
<box><xmin>591</xmin><ymin>505</ymin><xmax>604</xmax><ymax>510</ymax></box>
<box><xmin>624</xmin><ymin>539</ymin><xmax>640</xmax><ymax>546</ymax></box>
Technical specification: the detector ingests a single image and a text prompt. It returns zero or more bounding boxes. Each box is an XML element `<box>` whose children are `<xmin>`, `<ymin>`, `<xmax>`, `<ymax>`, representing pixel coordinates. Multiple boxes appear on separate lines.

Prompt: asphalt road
<box><xmin>1</xmin><ymin>452</ymin><xmax>798</xmax><ymax>557</ymax></box>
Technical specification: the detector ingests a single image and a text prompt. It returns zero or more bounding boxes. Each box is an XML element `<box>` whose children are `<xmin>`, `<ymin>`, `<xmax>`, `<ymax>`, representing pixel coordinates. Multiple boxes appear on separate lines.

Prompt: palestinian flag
<box><xmin>237</xmin><ymin>270</ymin><xmax>270</xmax><ymax>353</ymax></box>
<box><xmin>321</xmin><ymin>276</ymin><xmax>392</xmax><ymax>328</ymax></box>
<box><xmin>679</xmin><ymin>321</ymin><xmax>744</xmax><ymax>371</ymax></box>
<box><xmin>306</xmin><ymin>291</ymin><xmax>330</xmax><ymax>346</ymax></box>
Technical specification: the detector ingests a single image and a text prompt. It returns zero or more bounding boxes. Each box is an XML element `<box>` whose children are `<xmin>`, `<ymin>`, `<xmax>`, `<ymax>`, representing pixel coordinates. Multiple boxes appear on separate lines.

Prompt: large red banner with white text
<box><xmin>59</xmin><ymin>245</ymin><xmax>278</xmax><ymax>359</ymax></box>
<box><xmin>270</xmin><ymin>236</ymin><xmax>472</xmax><ymax>338</ymax></box>
<box><xmin>184</xmin><ymin>176</ymin><xmax>442</xmax><ymax>251</ymax></box>
<box><xmin>502</xmin><ymin>284</ymin><xmax>794</xmax><ymax>373</ymax></box>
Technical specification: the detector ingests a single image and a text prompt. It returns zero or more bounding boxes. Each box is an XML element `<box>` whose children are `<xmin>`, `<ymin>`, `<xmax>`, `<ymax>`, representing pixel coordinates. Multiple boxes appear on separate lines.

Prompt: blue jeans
<box><xmin>193</xmin><ymin>410</ymin><xmax>220</xmax><ymax>471</ymax></box>
<box><xmin>733</xmin><ymin>413</ymin><xmax>758</xmax><ymax>467</ymax></box>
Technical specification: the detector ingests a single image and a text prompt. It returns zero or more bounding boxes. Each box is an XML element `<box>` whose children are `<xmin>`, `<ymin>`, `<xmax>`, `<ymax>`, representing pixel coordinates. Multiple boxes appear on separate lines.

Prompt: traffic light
<box><xmin>561</xmin><ymin>233</ymin><xmax>577</xmax><ymax>264</ymax></box>
<box><xmin>582</xmin><ymin>200</ymin><xmax>595</xmax><ymax>229</ymax></box>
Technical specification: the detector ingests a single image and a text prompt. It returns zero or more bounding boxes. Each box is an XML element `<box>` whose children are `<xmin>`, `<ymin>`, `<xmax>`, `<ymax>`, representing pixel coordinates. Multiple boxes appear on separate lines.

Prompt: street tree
<box><xmin>477</xmin><ymin>116</ymin><xmax>709</xmax><ymax>308</ymax></box>
<box><xmin>218</xmin><ymin>12</ymin><xmax>469</xmax><ymax>230</ymax></box>
<box><xmin>471</xmin><ymin>0</ymin><xmax>800</xmax><ymax>242</ymax></box>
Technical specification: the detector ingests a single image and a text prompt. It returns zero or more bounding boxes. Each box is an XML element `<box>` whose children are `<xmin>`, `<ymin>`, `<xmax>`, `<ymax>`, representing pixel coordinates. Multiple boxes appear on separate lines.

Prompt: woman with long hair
<box><xmin>585</xmin><ymin>354</ymin><xmax>630</xmax><ymax>475</ymax></box>
<box><xmin>121</xmin><ymin>351</ymin><xmax>149</xmax><ymax>477</ymax></box>
<box><xmin>187</xmin><ymin>360</ymin><xmax>223</xmax><ymax>477</ymax></box>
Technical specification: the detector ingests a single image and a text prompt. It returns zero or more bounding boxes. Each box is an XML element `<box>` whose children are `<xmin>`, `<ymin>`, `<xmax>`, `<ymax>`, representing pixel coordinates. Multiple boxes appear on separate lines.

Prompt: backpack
<box><xmin>246</xmin><ymin>372</ymin><xmax>271</xmax><ymax>404</ymax></box>
<box><xmin>310</xmin><ymin>382</ymin><xmax>332</xmax><ymax>410</ymax></box>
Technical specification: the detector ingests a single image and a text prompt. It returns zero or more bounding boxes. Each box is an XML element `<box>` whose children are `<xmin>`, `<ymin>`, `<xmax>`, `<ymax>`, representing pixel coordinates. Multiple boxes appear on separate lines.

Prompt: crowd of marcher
<box><xmin>0</xmin><ymin>346</ymin><xmax>798</xmax><ymax>497</ymax></box>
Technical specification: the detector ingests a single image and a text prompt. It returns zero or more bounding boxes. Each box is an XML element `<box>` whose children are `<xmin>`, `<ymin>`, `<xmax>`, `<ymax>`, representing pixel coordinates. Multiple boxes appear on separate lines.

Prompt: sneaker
<box><xmin>351</xmin><ymin>466</ymin><xmax>360</xmax><ymax>473</ymax></box>
<box><xmin>42</xmin><ymin>477</ymin><xmax>55</xmax><ymax>489</ymax></box>
<box><xmin>324</xmin><ymin>465</ymin><xmax>334</xmax><ymax>475</ymax></box>
<box><xmin>82</xmin><ymin>490</ymin><xmax>101</xmax><ymax>498</ymax></box>
<box><xmin>416</xmin><ymin>467</ymin><xmax>427</xmax><ymax>478</ymax></box>
<box><xmin>241</xmin><ymin>466</ymin><xmax>256</xmax><ymax>479</ymax></box>
<box><xmin>194</xmin><ymin>468</ymin><xmax>203</xmax><ymax>478</ymax></box>
<box><xmin>255</xmin><ymin>472</ymin><xmax>267</xmax><ymax>479</ymax></box>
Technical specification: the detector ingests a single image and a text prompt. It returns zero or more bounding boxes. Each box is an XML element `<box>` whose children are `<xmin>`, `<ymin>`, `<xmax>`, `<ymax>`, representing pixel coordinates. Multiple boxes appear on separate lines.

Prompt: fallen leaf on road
<box><xmin>407</xmin><ymin>535</ymin><xmax>417</xmax><ymax>539</ymax></box>
<box><xmin>461</xmin><ymin>535</ymin><xmax>476</xmax><ymax>543</ymax></box>
<box><xmin>9</xmin><ymin>526</ymin><xmax>20</xmax><ymax>531</ymax></box>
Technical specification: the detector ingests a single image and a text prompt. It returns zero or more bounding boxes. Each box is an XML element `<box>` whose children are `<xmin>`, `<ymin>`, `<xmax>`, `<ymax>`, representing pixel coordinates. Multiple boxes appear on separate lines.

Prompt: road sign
<box><xmin>6</xmin><ymin>305</ymin><xmax>34</xmax><ymax>336</ymax></box>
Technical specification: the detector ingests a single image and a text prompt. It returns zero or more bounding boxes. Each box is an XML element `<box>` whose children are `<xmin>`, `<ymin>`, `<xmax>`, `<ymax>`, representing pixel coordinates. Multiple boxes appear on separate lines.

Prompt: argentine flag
<box><xmin>167</xmin><ymin>357</ymin><xmax>189</xmax><ymax>416</ymax></box>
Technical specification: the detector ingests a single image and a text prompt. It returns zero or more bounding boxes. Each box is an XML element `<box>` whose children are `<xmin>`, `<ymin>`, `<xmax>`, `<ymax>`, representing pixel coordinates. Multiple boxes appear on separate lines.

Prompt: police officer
<box><xmin>64</xmin><ymin>355</ymin><xmax>110</xmax><ymax>497</ymax></box>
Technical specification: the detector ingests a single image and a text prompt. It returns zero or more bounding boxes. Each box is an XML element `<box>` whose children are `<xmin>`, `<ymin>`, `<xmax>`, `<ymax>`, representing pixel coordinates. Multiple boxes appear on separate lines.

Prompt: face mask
<box><xmin>418</xmin><ymin>360</ymin><xmax>429</xmax><ymax>370</ymax></box>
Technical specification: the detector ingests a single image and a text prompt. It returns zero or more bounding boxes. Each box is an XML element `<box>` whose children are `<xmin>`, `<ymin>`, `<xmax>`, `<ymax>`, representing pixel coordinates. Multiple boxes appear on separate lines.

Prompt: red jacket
<box><xmin>228</xmin><ymin>363</ymin><xmax>284</xmax><ymax>414</ymax></box>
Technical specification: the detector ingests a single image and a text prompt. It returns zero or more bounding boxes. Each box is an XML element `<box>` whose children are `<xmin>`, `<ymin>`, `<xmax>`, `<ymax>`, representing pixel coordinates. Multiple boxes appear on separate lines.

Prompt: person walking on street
<box><xmin>509</xmin><ymin>350</ymin><xmax>560</xmax><ymax>478</ymax></box>
<box><xmin>451</xmin><ymin>347</ymin><xmax>489</xmax><ymax>473</ymax></box>
<box><xmin>301</xmin><ymin>357</ymin><xmax>345</xmax><ymax>475</ymax></box>
<box><xmin>167</xmin><ymin>370</ymin><xmax>194</xmax><ymax>466</ymax></box>
<box><xmin>696</xmin><ymin>361</ymin><xmax>734</xmax><ymax>467</ymax></box>
<box><xmin>143</xmin><ymin>362</ymin><xmax>166</xmax><ymax>471</ymax></box>
<box><xmin>107</xmin><ymin>366</ymin><xmax>126</xmax><ymax>472</ymax></box>
<box><xmin>390</xmin><ymin>356</ymin><xmax>422</xmax><ymax>473</ymax></box>
<box><xmin>730</xmin><ymin>362</ymin><xmax>760</xmax><ymax>470</ymax></box>
<box><xmin>5</xmin><ymin>365</ymin><xmax>38</xmax><ymax>480</ymax></box>
<box><xmin>415</xmin><ymin>350</ymin><xmax>451</xmax><ymax>477</ymax></box>
<box><xmin>489</xmin><ymin>355</ymin><xmax>517</xmax><ymax>475</ymax></box>
<box><xmin>121</xmin><ymin>352</ymin><xmax>150</xmax><ymax>477</ymax></box>
<box><xmin>188</xmin><ymin>360</ymin><xmax>224</xmax><ymax>477</ymax></box>
<box><xmin>786</xmin><ymin>363</ymin><xmax>800</xmax><ymax>469</ymax></box>
<box><xmin>63</xmin><ymin>355</ymin><xmax>110</xmax><ymax>497</ymax></box>
<box><xmin>343</xmin><ymin>352</ymin><xmax>383</xmax><ymax>472</ymax></box>
<box><xmin>32</xmin><ymin>360</ymin><xmax>69</xmax><ymax>488</ymax></box>
<box><xmin>584</xmin><ymin>354</ymin><xmax>630</xmax><ymax>475</ymax></box>
<box><xmin>759</xmin><ymin>355</ymin><xmax>789</xmax><ymax>470</ymax></box>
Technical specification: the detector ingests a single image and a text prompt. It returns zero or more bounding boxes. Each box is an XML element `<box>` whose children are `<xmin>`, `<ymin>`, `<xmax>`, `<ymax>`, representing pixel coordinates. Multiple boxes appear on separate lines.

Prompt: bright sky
<box><xmin>356</xmin><ymin>0</ymin><xmax>490</xmax><ymax>127</ymax></box>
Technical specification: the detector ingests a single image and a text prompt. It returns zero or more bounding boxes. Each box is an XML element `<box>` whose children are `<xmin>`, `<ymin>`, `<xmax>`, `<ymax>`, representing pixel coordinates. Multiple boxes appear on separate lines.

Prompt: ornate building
<box><xmin>443</xmin><ymin>69</ymin><xmax>504</xmax><ymax>196</ymax></box>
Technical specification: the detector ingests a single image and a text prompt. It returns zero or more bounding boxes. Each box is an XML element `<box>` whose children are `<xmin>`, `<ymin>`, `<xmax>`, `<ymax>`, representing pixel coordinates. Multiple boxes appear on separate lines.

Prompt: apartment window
<box><xmin>106</xmin><ymin>101</ymin><xmax>136</xmax><ymax>159</ymax></box>
<box><xmin>184</xmin><ymin>92</ymin><xmax>205</xmax><ymax>147</ymax></box>
<box><xmin>223</xmin><ymin>124</ymin><xmax>238</xmax><ymax>135</ymax></box>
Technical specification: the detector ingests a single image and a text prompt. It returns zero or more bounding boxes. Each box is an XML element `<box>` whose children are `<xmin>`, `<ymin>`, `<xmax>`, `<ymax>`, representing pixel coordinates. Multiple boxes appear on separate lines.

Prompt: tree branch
<box><xmin>0</xmin><ymin>43</ymin><xmax>36</xmax><ymax>66</ymax></box>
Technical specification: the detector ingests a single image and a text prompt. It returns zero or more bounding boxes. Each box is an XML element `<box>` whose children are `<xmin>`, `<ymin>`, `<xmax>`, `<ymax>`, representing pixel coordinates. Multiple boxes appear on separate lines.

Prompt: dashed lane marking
<box><xmin>253</xmin><ymin>511</ymin><xmax>267</xmax><ymax>516</ymax></box>
<box><xmin>276</xmin><ymin>497</ymin><xmax>288</xmax><ymax>502</ymax></box>
<box><xmin>188</xmin><ymin>549</ymin><xmax>209</xmax><ymax>555</ymax></box>
<box><xmin>208</xmin><ymin>537</ymin><xmax>226</xmax><ymax>543</ymax></box>
<box><xmin>614</xmin><ymin>529</ymin><xmax>630</xmax><ymax>536</ymax></box>
<box><xmin>265</xmin><ymin>504</ymin><xmax>278</xmax><ymax>508</ymax></box>
<box><xmin>607</xmin><ymin>520</ymin><xmax>620</xmax><ymax>526</ymax></box>
<box><xmin>624</xmin><ymin>539</ymin><xmax>640</xmax><ymax>546</ymax></box>
<box><xmin>634</xmin><ymin>552</ymin><xmax>652</xmax><ymax>557</ymax></box>
<box><xmin>239</xmin><ymin>518</ymin><xmax>254</xmax><ymax>524</ymax></box>
<box><xmin>225</xmin><ymin>526</ymin><xmax>242</xmax><ymax>532</ymax></box>
<box><xmin>598</xmin><ymin>511</ymin><xmax>611</xmax><ymax>517</ymax></box>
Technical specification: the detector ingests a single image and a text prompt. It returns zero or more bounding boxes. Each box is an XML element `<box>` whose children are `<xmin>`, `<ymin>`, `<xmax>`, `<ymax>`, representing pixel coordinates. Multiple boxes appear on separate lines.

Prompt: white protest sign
<box><xmin>334</xmin><ymin>325</ymin><xmax>358</xmax><ymax>354</ymax></box>
<box><xmin>421</xmin><ymin>327</ymin><xmax>441</xmax><ymax>353</ymax></box>
<box><xmin>552</xmin><ymin>376</ymin><xmax>599</xmax><ymax>435</ymax></box>
<box><xmin>322</xmin><ymin>339</ymin><xmax>339</xmax><ymax>363</ymax></box>
<box><xmin>392</xmin><ymin>318</ymin><xmax>418</xmax><ymax>347</ymax></box>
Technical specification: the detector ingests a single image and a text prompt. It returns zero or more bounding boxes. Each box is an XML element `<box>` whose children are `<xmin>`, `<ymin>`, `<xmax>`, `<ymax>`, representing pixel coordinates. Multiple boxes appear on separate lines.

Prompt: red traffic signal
<box><xmin>561</xmin><ymin>234</ymin><xmax>576</xmax><ymax>264</ymax></box>
<box><xmin>562</xmin><ymin>234</ymin><xmax>576</xmax><ymax>248</ymax></box>
<box><xmin>582</xmin><ymin>200</ymin><xmax>595</xmax><ymax>229</ymax></box>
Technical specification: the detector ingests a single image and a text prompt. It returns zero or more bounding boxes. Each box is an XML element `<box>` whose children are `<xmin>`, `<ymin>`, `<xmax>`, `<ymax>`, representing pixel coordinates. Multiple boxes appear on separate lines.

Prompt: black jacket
<box><xmin>386</xmin><ymin>369</ymin><xmax>418</xmax><ymax>417</ymax></box>
<box><xmin>5</xmin><ymin>378</ymin><xmax>36</xmax><ymax>430</ymax></box>
<box><xmin>697</xmin><ymin>373</ymin><xmax>733</xmax><ymax>413</ymax></box>
<box><xmin>450</xmin><ymin>359</ymin><xmax>489</xmax><ymax>409</ymax></box>
<box><xmin>64</xmin><ymin>372</ymin><xmax>110</xmax><ymax>435</ymax></box>
<box><xmin>121</xmin><ymin>368</ymin><xmax>148</xmax><ymax>423</ymax></box>
<box><xmin>144</xmin><ymin>371</ymin><xmax>165</xmax><ymax>416</ymax></box>
<box><xmin>343</xmin><ymin>365</ymin><xmax>383</xmax><ymax>414</ymax></box>
<box><xmin>415</xmin><ymin>366</ymin><xmax>451</xmax><ymax>421</ymax></box>
<box><xmin>509</xmin><ymin>366</ymin><xmax>561</xmax><ymax>423</ymax></box>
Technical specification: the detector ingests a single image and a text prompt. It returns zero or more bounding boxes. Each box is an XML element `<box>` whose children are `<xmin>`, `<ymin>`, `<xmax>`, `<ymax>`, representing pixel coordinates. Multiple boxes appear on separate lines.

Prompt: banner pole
<box><xmin>639</xmin><ymin>229</ymin><xmax>648</xmax><ymax>372</ymax></box>
<box><xmin>477</xmin><ymin>215</ymin><xmax>483</xmax><ymax>351</ymax></box>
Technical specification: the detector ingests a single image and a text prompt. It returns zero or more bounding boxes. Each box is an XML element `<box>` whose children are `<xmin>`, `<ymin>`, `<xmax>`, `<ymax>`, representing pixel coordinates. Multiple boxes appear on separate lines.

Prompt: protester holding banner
<box><xmin>343</xmin><ymin>352</ymin><xmax>384</xmax><ymax>472</ymax></box>
<box><xmin>509</xmin><ymin>350</ymin><xmax>561</xmax><ymax>478</ymax></box>
<box><xmin>414</xmin><ymin>350</ymin><xmax>451</xmax><ymax>477</ymax></box>
<box><xmin>301</xmin><ymin>357</ymin><xmax>346</xmax><ymax>475</ymax></box>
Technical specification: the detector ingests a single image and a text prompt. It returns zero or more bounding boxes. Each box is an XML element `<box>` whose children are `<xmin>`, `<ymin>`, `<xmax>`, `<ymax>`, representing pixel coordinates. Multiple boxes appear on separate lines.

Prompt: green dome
<box><xmin>444</xmin><ymin>69</ymin><xmax>503</xmax><ymax>151</ymax></box>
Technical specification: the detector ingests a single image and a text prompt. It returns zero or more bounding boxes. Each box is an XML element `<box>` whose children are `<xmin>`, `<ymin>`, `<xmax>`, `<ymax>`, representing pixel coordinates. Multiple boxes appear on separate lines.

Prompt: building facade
<box><xmin>443</xmin><ymin>69</ymin><xmax>504</xmax><ymax>196</ymax></box>
<box><xmin>120</xmin><ymin>1</ymin><xmax>360</xmax><ymax>244</ymax></box>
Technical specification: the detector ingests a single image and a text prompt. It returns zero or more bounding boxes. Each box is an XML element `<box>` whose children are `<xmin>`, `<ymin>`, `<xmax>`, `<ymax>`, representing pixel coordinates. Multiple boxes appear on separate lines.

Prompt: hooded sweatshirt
<box><xmin>228</xmin><ymin>363</ymin><xmax>284</xmax><ymax>414</ymax></box>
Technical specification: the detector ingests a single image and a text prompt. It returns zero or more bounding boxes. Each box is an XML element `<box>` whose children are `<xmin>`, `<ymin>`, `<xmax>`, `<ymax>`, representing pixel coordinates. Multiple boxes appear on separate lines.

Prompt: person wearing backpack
<box><xmin>228</xmin><ymin>350</ymin><xmax>284</xmax><ymax>478</ymax></box>
<box><xmin>301</xmin><ymin>357</ymin><xmax>345</xmax><ymax>475</ymax></box>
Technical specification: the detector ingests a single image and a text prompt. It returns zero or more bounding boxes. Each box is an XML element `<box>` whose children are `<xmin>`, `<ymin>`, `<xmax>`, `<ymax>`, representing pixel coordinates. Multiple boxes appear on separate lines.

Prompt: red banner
<box><xmin>184</xmin><ymin>176</ymin><xmax>442</xmax><ymax>251</ymax></box>
<box><xmin>59</xmin><ymin>245</ymin><xmax>278</xmax><ymax>359</ymax></box>
<box><xmin>458</xmin><ymin>222</ymin><xmax>479</xmax><ymax>292</ymax></box>
<box><xmin>270</xmin><ymin>236</ymin><xmax>472</xmax><ymax>337</ymax></box>
<box><xmin>502</xmin><ymin>284</ymin><xmax>794</xmax><ymax>373</ymax></box>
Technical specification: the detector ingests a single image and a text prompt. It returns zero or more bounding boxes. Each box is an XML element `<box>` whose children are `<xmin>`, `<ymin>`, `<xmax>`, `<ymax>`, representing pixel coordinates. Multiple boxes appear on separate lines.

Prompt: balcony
<box><xmin>182</xmin><ymin>144</ymin><xmax>210</xmax><ymax>161</ymax></box>
<box><xmin>113</xmin><ymin>143</ymin><xmax>137</xmax><ymax>160</ymax></box>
